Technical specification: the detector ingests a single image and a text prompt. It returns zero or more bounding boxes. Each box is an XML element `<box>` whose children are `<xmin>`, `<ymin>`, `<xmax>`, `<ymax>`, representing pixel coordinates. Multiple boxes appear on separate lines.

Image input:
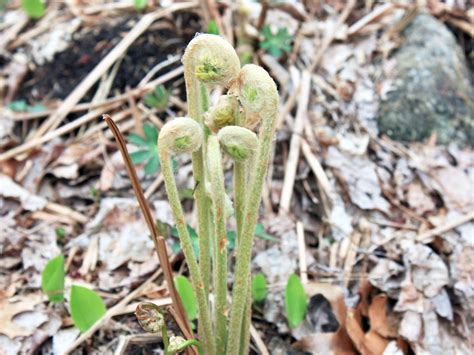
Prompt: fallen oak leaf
<box><xmin>368</xmin><ymin>294</ymin><xmax>399</xmax><ymax>338</ymax></box>
<box><xmin>345</xmin><ymin>308</ymin><xmax>388</xmax><ymax>355</ymax></box>
<box><xmin>0</xmin><ymin>296</ymin><xmax>42</xmax><ymax>339</ymax></box>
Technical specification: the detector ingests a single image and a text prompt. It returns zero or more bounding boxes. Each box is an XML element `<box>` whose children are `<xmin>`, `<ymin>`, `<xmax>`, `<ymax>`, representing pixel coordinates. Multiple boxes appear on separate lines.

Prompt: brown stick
<box><xmin>416</xmin><ymin>210</ymin><xmax>474</xmax><ymax>243</ymax></box>
<box><xmin>103</xmin><ymin>115</ymin><xmax>193</xmax><ymax>341</ymax></box>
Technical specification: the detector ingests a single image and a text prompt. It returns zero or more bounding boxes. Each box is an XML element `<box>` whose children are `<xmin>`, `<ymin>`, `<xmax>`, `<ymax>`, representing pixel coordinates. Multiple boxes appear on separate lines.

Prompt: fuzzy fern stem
<box><xmin>226</xmin><ymin>65</ymin><xmax>278</xmax><ymax>354</ymax></box>
<box><xmin>158</xmin><ymin>118</ymin><xmax>216</xmax><ymax>355</ymax></box>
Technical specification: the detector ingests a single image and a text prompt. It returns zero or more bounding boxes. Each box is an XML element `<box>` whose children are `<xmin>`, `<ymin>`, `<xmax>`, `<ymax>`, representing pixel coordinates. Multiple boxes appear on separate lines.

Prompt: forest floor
<box><xmin>0</xmin><ymin>1</ymin><xmax>473</xmax><ymax>354</ymax></box>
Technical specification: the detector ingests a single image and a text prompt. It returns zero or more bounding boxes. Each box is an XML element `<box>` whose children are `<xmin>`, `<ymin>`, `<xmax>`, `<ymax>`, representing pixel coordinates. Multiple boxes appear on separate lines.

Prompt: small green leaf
<box><xmin>21</xmin><ymin>0</ymin><xmax>45</xmax><ymax>19</ymax></box>
<box><xmin>179</xmin><ymin>187</ymin><xmax>195</xmax><ymax>200</ymax></box>
<box><xmin>260</xmin><ymin>25</ymin><xmax>293</xmax><ymax>58</ymax></box>
<box><xmin>134</xmin><ymin>0</ymin><xmax>147</xmax><ymax>11</ymax></box>
<box><xmin>55</xmin><ymin>227</ymin><xmax>65</xmax><ymax>239</ymax></box>
<box><xmin>90</xmin><ymin>186</ymin><xmax>99</xmax><ymax>198</ymax></box>
<box><xmin>252</xmin><ymin>273</ymin><xmax>267</xmax><ymax>302</ymax></box>
<box><xmin>171</xmin><ymin>224</ymin><xmax>199</xmax><ymax>258</ymax></box>
<box><xmin>144</xmin><ymin>86</ymin><xmax>169</xmax><ymax>111</ymax></box>
<box><xmin>70</xmin><ymin>285</ymin><xmax>107</xmax><ymax>332</ymax></box>
<box><xmin>153</xmin><ymin>85</ymin><xmax>170</xmax><ymax>110</ymax></box>
<box><xmin>128</xmin><ymin>125</ymin><xmax>160</xmax><ymax>174</ymax></box>
<box><xmin>144</xmin><ymin>155</ymin><xmax>160</xmax><ymax>175</ymax></box>
<box><xmin>285</xmin><ymin>274</ymin><xmax>307</xmax><ymax>328</ymax></box>
<box><xmin>255</xmin><ymin>223</ymin><xmax>278</xmax><ymax>242</ymax></box>
<box><xmin>143</xmin><ymin>122</ymin><xmax>158</xmax><ymax>143</ymax></box>
<box><xmin>226</xmin><ymin>230</ymin><xmax>236</xmax><ymax>250</ymax></box>
<box><xmin>175</xmin><ymin>276</ymin><xmax>198</xmax><ymax>321</ymax></box>
<box><xmin>7</xmin><ymin>100</ymin><xmax>28</xmax><ymax>112</ymax></box>
<box><xmin>130</xmin><ymin>150</ymin><xmax>152</xmax><ymax>165</ymax></box>
<box><xmin>207</xmin><ymin>20</ymin><xmax>219</xmax><ymax>35</ymax></box>
<box><xmin>144</xmin><ymin>93</ymin><xmax>159</xmax><ymax>108</ymax></box>
<box><xmin>41</xmin><ymin>255</ymin><xmax>65</xmax><ymax>303</ymax></box>
<box><xmin>128</xmin><ymin>133</ymin><xmax>149</xmax><ymax>146</ymax></box>
<box><xmin>27</xmin><ymin>104</ymin><xmax>46</xmax><ymax>113</ymax></box>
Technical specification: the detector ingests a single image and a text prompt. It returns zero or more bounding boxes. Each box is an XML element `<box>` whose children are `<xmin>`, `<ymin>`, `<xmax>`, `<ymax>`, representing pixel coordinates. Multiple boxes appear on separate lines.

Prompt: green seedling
<box><xmin>133</xmin><ymin>0</ymin><xmax>147</xmax><ymax>11</ymax></box>
<box><xmin>7</xmin><ymin>100</ymin><xmax>45</xmax><ymax>113</ymax></box>
<box><xmin>41</xmin><ymin>254</ymin><xmax>65</xmax><ymax>303</ymax></box>
<box><xmin>55</xmin><ymin>226</ymin><xmax>66</xmax><ymax>239</ymax></box>
<box><xmin>207</xmin><ymin>20</ymin><xmax>219</xmax><ymax>35</ymax></box>
<box><xmin>21</xmin><ymin>0</ymin><xmax>45</xmax><ymax>19</ymax></box>
<box><xmin>128</xmin><ymin>123</ymin><xmax>160</xmax><ymax>175</ymax></box>
<box><xmin>252</xmin><ymin>273</ymin><xmax>267</xmax><ymax>303</ymax></box>
<box><xmin>144</xmin><ymin>85</ymin><xmax>170</xmax><ymax>111</ymax></box>
<box><xmin>285</xmin><ymin>274</ymin><xmax>307</xmax><ymax>328</ymax></box>
<box><xmin>41</xmin><ymin>256</ymin><xmax>107</xmax><ymax>332</ymax></box>
<box><xmin>70</xmin><ymin>285</ymin><xmax>107</xmax><ymax>332</ymax></box>
<box><xmin>175</xmin><ymin>276</ymin><xmax>198</xmax><ymax>324</ymax></box>
<box><xmin>171</xmin><ymin>223</ymin><xmax>199</xmax><ymax>258</ymax></box>
<box><xmin>260</xmin><ymin>25</ymin><xmax>293</xmax><ymax>57</ymax></box>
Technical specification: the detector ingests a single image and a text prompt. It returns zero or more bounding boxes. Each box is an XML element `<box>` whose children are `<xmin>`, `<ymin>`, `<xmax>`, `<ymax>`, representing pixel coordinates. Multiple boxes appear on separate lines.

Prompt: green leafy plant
<box><xmin>7</xmin><ymin>100</ymin><xmax>45</xmax><ymax>113</ymax></box>
<box><xmin>254</xmin><ymin>223</ymin><xmax>278</xmax><ymax>242</ymax></box>
<box><xmin>41</xmin><ymin>254</ymin><xmax>65</xmax><ymax>303</ymax></box>
<box><xmin>207</xmin><ymin>20</ymin><xmax>219</xmax><ymax>35</ymax></box>
<box><xmin>128</xmin><ymin>123</ymin><xmax>160</xmax><ymax>175</ymax></box>
<box><xmin>171</xmin><ymin>223</ymin><xmax>199</xmax><ymax>258</ymax></box>
<box><xmin>133</xmin><ymin>0</ymin><xmax>147</xmax><ymax>11</ymax></box>
<box><xmin>227</xmin><ymin>224</ymin><xmax>277</xmax><ymax>250</ymax></box>
<box><xmin>55</xmin><ymin>226</ymin><xmax>65</xmax><ymax>239</ymax></box>
<box><xmin>175</xmin><ymin>276</ymin><xmax>198</xmax><ymax>322</ymax></box>
<box><xmin>144</xmin><ymin>85</ymin><xmax>170</xmax><ymax>111</ymax></box>
<box><xmin>285</xmin><ymin>274</ymin><xmax>307</xmax><ymax>328</ymax></box>
<box><xmin>251</xmin><ymin>273</ymin><xmax>267</xmax><ymax>303</ymax></box>
<box><xmin>70</xmin><ymin>285</ymin><xmax>107</xmax><ymax>332</ymax></box>
<box><xmin>260</xmin><ymin>25</ymin><xmax>293</xmax><ymax>57</ymax></box>
<box><xmin>21</xmin><ymin>0</ymin><xmax>45</xmax><ymax>19</ymax></box>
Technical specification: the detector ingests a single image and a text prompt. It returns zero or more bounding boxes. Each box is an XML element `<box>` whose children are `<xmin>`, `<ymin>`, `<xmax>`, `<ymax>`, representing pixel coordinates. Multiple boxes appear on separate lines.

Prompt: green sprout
<box><xmin>7</xmin><ymin>100</ymin><xmax>45</xmax><ymax>113</ymax></box>
<box><xmin>128</xmin><ymin>123</ymin><xmax>160</xmax><ymax>175</ymax></box>
<box><xmin>21</xmin><ymin>0</ymin><xmax>45</xmax><ymax>19</ymax></box>
<box><xmin>260</xmin><ymin>25</ymin><xmax>293</xmax><ymax>57</ymax></box>
<box><xmin>133</xmin><ymin>0</ymin><xmax>148</xmax><ymax>11</ymax></box>
<box><xmin>144</xmin><ymin>85</ymin><xmax>170</xmax><ymax>111</ymax></box>
<box><xmin>207</xmin><ymin>20</ymin><xmax>219</xmax><ymax>35</ymax></box>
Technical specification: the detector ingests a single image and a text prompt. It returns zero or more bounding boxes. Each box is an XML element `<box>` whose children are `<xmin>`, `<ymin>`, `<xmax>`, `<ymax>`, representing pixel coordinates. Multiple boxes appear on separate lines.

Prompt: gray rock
<box><xmin>378</xmin><ymin>13</ymin><xmax>474</xmax><ymax>145</ymax></box>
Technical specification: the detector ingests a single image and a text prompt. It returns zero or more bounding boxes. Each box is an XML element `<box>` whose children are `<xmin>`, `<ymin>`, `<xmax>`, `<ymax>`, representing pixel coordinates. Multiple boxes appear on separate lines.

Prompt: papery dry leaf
<box><xmin>402</xmin><ymin>242</ymin><xmax>449</xmax><ymax>298</ymax></box>
<box><xmin>81</xmin><ymin>198</ymin><xmax>156</xmax><ymax>273</ymax></box>
<box><xmin>293</xmin><ymin>332</ymin><xmax>357</xmax><ymax>355</ymax></box>
<box><xmin>365</xmin><ymin>330</ymin><xmax>389</xmax><ymax>355</ymax></box>
<box><xmin>49</xmin><ymin>141</ymin><xmax>101</xmax><ymax>179</ymax></box>
<box><xmin>454</xmin><ymin>245</ymin><xmax>474</xmax><ymax>315</ymax></box>
<box><xmin>369</xmin><ymin>295</ymin><xmax>399</xmax><ymax>338</ymax></box>
<box><xmin>406</xmin><ymin>182</ymin><xmax>435</xmax><ymax>215</ymax></box>
<box><xmin>345</xmin><ymin>309</ymin><xmax>382</xmax><ymax>355</ymax></box>
<box><xmin>369</xmin><ymin>258</ymin><xmax>404</xmax><ymax>298</ymax></box>
<box><xmin>293</xmin><ymin>283</ymin><xmax>357</xmax><ymax>354</ymax></box>
<box><xmin>399</xmin><ymin>310</ymin><xmax>422</xmax><ymax>342</ymax></box>
<box><xmin>429</xmin><ymin>166</ymin><xmax>474</xmax><ymax>213</ymax></box>
<box><xmin>0</xmin><ymin>296</ymin><xmax>41</xmax><ymax>339</ymax></box>
<box><xmin>326</xmin><ymin>147</ymin><xmax>390</xmax><ymax>213</ymax></box>
<box><xmin>395</xmin><ymin>271</ymin><xmax>424</xmax><ymax>313</ymax></box>
<box><xmin>0</xmin><ymin>174</ymin><xmax>47</xmax><ymax>211</ymax></box>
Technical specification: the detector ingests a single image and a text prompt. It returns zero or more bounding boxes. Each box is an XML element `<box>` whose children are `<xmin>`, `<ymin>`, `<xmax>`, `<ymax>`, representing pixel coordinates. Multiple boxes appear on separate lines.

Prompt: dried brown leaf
<box><xmin>0</xmin><ymin>296</ymin><xmax>42</xmax><ymax>339</ymax></box>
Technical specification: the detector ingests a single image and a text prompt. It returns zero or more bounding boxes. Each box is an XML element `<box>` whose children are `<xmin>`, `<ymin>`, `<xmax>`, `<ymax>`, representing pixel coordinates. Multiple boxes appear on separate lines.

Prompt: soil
<box><xmin>16</xmin><ymin>12</ymin><xmax>201</xmax><ymax>104</ymax></box>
